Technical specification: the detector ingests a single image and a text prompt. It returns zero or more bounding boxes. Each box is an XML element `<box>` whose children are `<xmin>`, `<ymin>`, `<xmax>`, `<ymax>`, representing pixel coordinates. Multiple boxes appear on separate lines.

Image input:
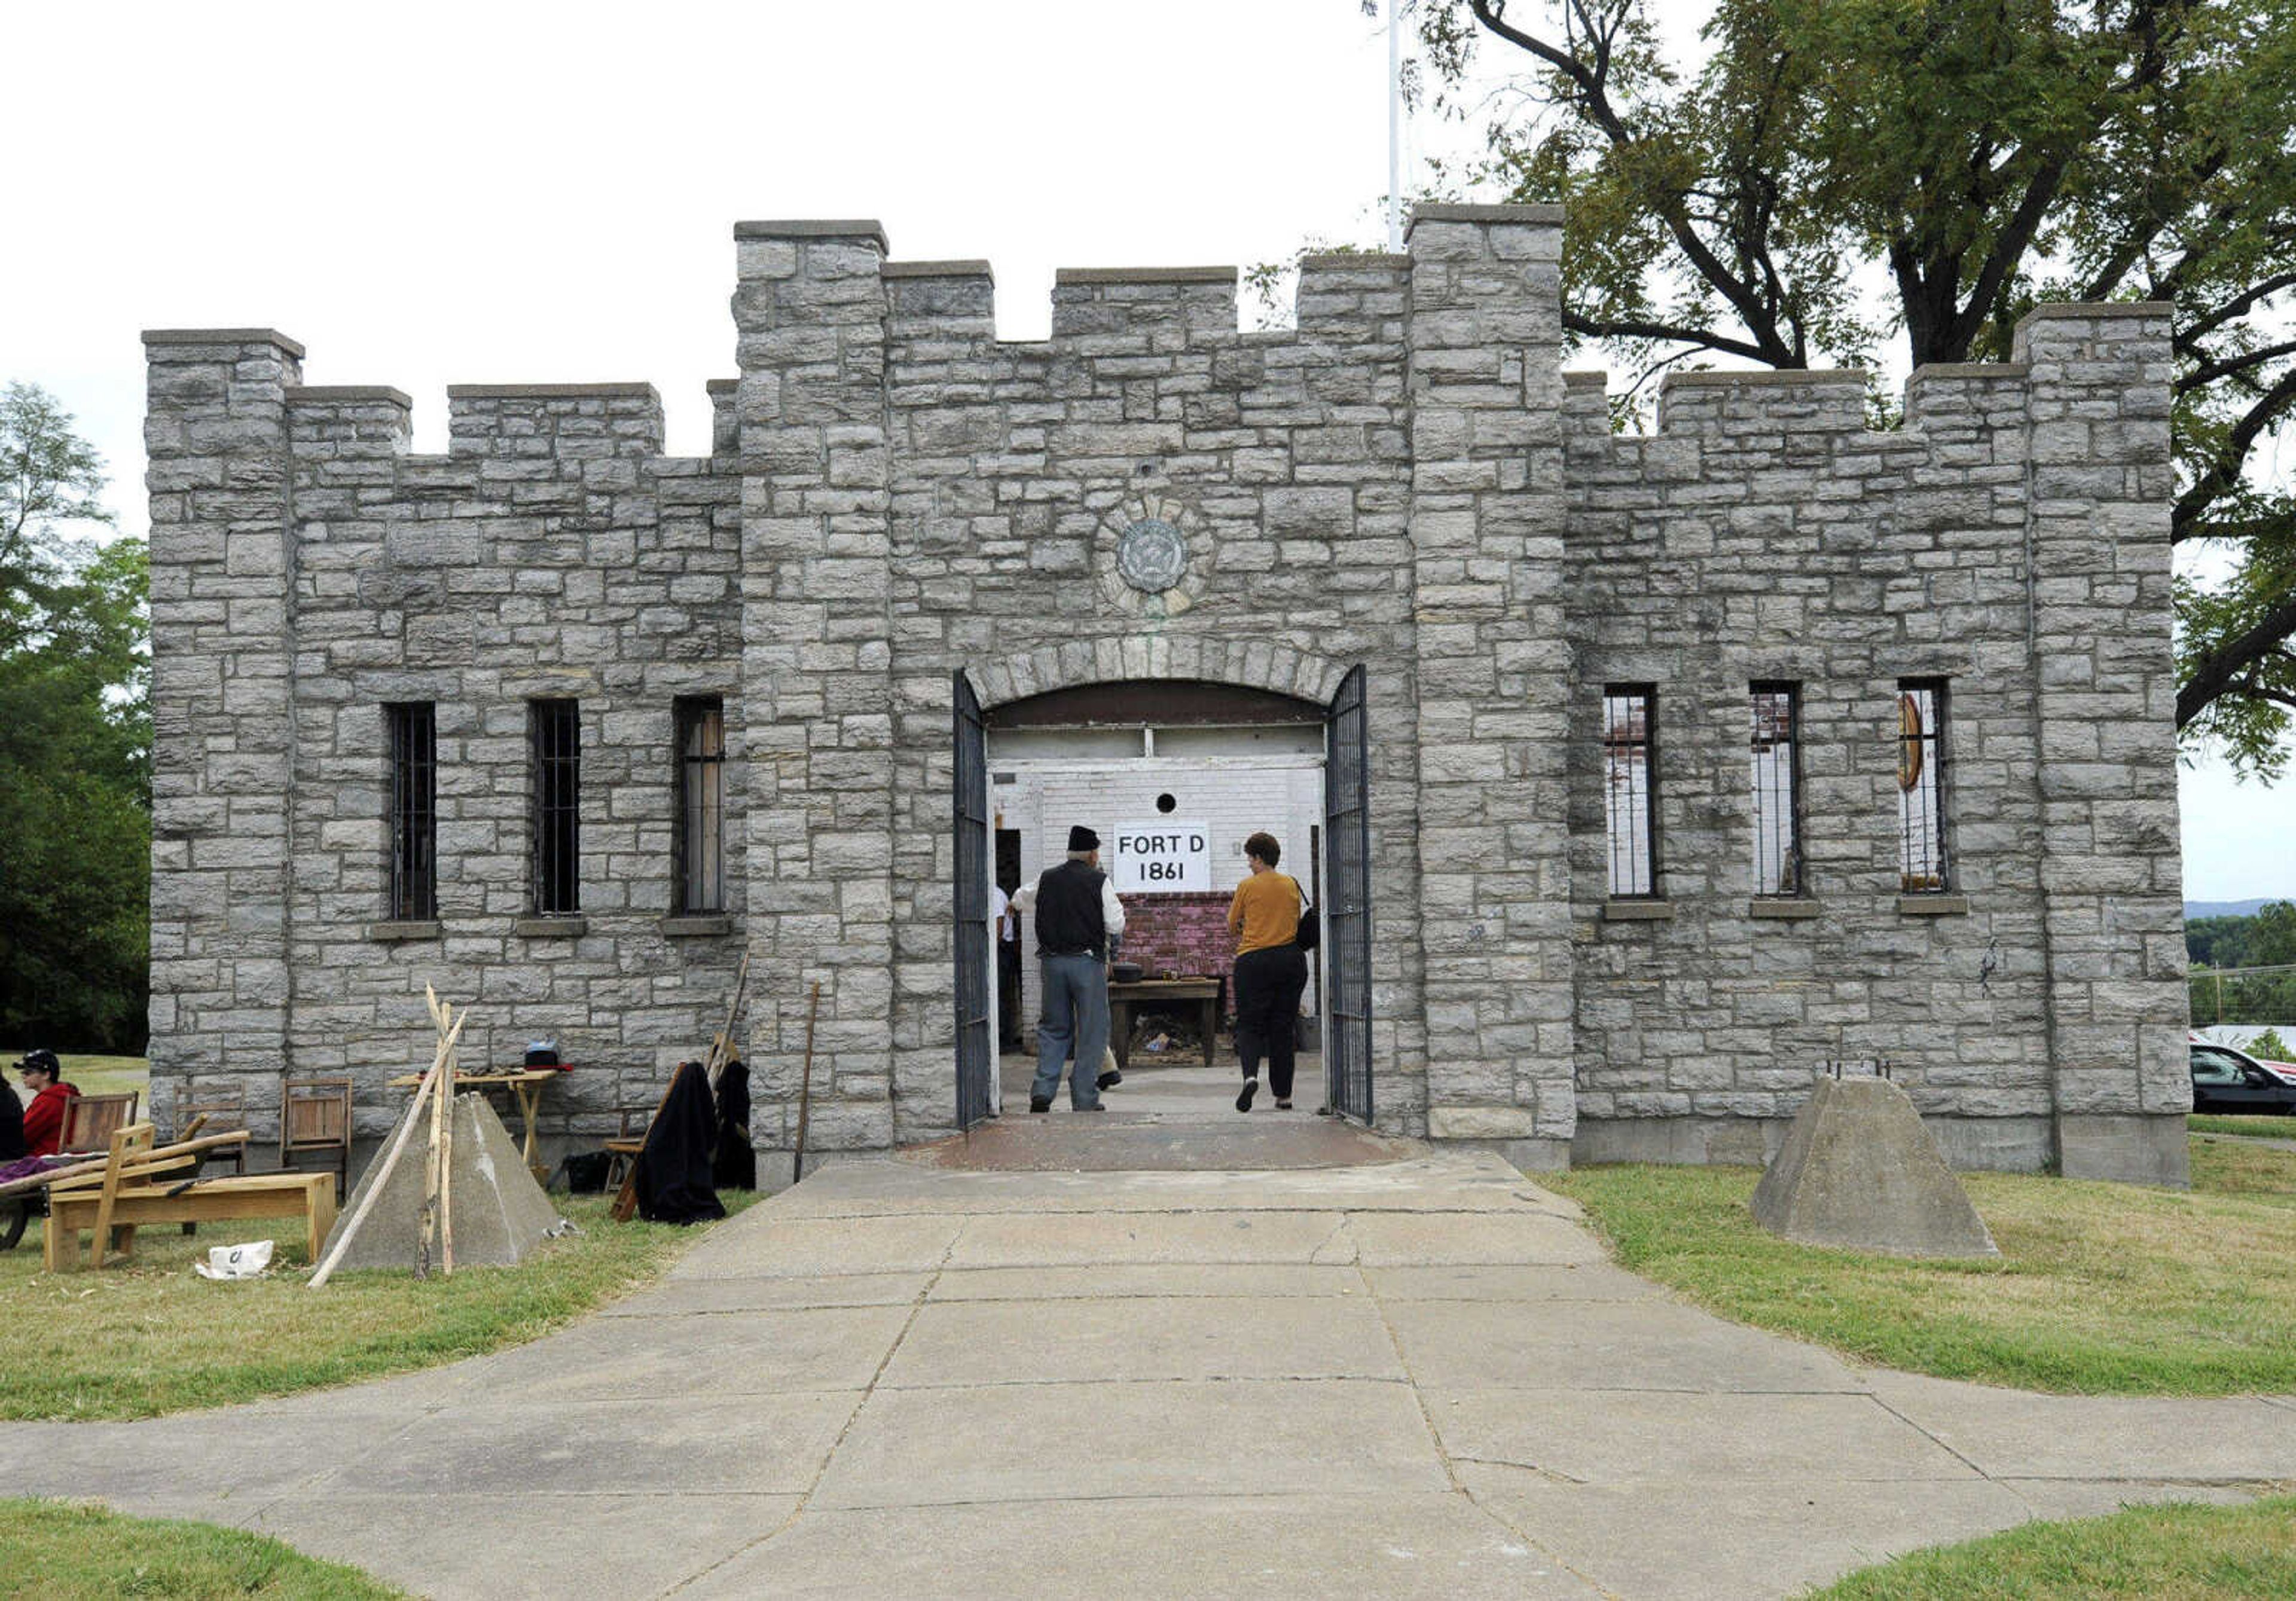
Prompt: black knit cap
<box><xmin>1067</xmin><ymin>825</ymin><xmax>1100</xmax><ymax>852</ymax></box>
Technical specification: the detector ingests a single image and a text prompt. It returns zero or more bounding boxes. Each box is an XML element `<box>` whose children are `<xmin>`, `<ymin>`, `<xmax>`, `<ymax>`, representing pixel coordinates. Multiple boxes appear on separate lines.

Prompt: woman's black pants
<box><xmin>1234</xmin><ymin>943</ymin><xmax>1310</xmax><ymax>1101</ymax></box>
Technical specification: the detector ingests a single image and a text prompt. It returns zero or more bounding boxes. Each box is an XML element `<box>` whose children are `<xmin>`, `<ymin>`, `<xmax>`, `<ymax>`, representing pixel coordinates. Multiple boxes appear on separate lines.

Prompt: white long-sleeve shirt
<box><xmin>1009</xmin><ymin>876</ymin><xmax>1126</xmax><ymax>939</ymax></box>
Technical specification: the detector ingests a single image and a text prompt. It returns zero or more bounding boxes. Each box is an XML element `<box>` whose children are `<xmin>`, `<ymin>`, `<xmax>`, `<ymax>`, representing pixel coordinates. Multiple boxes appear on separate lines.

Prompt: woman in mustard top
<box><xmin>1227</xmin><ymin>832</ymin><xmax>1311</xmax><ymax>1111</ymax></box>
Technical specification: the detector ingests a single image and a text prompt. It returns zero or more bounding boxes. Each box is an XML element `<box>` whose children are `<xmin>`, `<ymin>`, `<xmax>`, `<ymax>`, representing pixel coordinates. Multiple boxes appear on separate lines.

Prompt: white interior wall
<box><xmin>986</xmin><ymin>723</ymin><xmax>1327</xmax><ymax>1028</ymax></box>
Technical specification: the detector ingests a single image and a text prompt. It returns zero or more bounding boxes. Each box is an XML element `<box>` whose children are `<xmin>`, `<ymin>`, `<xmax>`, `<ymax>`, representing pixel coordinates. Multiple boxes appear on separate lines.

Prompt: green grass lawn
<box><xmin>1550</xmin><ymin>1135</ymin><xmax>2296</xmax><ymax>1395</ymax></box>
<box><xmin>2</xmin><ymin>1050</ymin><xmax>149</xmax><ymax>1101</ymax></box>
<box><xmin>1800</xmin><ymin>1492</ymin><xmax>2296</xmax><ymax>1599</ymax></box>
<box><xmin>0</xmin><ymin>1499</ymin><xmax>405</xmax><ymax>1600</ymax></box>
<box><xmin>0</xmin><ymin>1192</ymin><xmax>758</xmax><ymax>1420</ymax></box>
<box><xmin>2190</xmin><ymin>1113</ymin><xmax>2296</xmax><ymax>1139</ymax></box>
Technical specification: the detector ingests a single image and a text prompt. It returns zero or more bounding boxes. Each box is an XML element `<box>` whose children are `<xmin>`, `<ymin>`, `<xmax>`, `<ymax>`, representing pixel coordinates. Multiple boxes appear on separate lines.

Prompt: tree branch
<box><xmin>1470</xmin><ymin>0</ymin><xmax>1801</xmax><ymax>366</ymax></box>
<box><xmin>2173</xmin><ymin>364</ymin><xmax>2296</xmax><ymax>535</ymax></box>
<box><xmin>1560</xmin><ymin>308</ymin><xmax>1781</xmax><ymax>364</ymax></box>
<box><xmin>2178</xmin><ymin>592</ymin><xmax>2296</xmax><ymax>729</ymax></box>
<box><xmin>2176</xmin><ymin>337</ymin><xmax>2296</xmax><ymax>393</ymax></box>
<box><xmin>2178</xmin><ymin>267</ymin><xmax>2296</xmax><ymax>344</ymax></box>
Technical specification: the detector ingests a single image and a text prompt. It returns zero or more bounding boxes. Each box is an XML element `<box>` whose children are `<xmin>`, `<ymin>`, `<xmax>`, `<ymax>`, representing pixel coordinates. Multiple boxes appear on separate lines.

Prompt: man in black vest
<box><xmin>1029</xmin><ymin>824</ymin><xmax>1126</xmax><ymax>1114</ymax></box>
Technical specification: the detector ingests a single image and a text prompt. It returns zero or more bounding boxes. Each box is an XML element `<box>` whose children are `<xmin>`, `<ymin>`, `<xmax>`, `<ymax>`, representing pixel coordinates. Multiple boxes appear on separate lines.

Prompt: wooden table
<box><xmin>387</xmin><ymin>1068</ymin><xmax>557</xmax><ymax>1176</ymax></box>
<box><xmin>1107</xmin><ymin>977</ymin><xmax>1223</xmax><ymax>1073</ymax></box>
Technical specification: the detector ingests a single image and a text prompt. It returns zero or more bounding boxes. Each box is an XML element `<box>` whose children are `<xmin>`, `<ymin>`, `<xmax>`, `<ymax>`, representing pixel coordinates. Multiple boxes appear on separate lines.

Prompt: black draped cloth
<box><xmin>0</xmin><ymin>1083</ymin><xmax>23</xmax><ymax>1163</ymax></box>
<box><xmin>636</xmin><ymin>1061</ymin><xmax>726</xmax><ymax>1224</ymax></box>
<box><xmin>713</xmin><ymin>1059</ymin><xmax>756</xmax><ymax>1191</ymax></box>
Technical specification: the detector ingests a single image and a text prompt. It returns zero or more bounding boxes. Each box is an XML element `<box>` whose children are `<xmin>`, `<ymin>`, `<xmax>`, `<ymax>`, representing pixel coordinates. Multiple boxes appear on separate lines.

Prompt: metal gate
<box><xmin>1323</xmin><ymin>664</ymin><xmax>1373</xmax><ymax>1123</ymax></box>
<box><xmin>952</xmin><ymin>671</ymin><xmax>993</xmax><ymax>1129</ymax></box>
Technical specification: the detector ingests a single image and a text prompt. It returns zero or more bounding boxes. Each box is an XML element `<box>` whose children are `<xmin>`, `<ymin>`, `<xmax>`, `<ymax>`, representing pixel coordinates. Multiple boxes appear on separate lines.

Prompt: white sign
<box><xmin>1112</xmin><ymin>821</ymin><xmax>1211</xmax><ymax>893</ymax></box>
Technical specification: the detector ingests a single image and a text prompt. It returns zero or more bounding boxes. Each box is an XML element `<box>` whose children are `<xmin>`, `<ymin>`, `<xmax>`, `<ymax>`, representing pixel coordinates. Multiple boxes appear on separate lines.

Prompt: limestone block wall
<box><xmin>2018</xmin><ymin>307</ymin><xmax>2187</xmax><ymax>1182</ymax></box>
<box><xmin>1560</xmin><ymin>304</ymin><xmax>2185</xmax><ymax>1184</ymax></box>
<box><xmin>146</xmin><ymin>354</ymin><xmax>747</xmax><ymax>1142</ymax></box>
<box><xmin>815</xmin><ymin>237</ymin><xmax>1434</xmax><ymax>1160</ymax></box>
<box><xmin>1406</xmin><ymin>206</ymin><xmax>1575</xmax><ymax>1162</ymax></box>
<box><xmin>145</xmin><ymin>329</ymin><xmax>306</xmax><ymax>1140</ymax></box>
<box><xmin>144</xmin><ymin>204</ymin><xmax>2186</xmax><ymax>1185</ymax></box>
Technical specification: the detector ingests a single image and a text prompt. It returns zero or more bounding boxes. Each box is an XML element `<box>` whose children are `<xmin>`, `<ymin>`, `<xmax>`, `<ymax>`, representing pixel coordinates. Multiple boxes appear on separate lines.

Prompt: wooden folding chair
<box><xmin>177</xmin><ymin>1081</ymin><xmax>249</xmax><ymax>1175</ymax></box>
<box><xmin>280</xmin><ymin>1076</ymin><xmax>355</xmax><ymax>1200</ymax></box>
<box><xmin>57</xmin><ymin>1092</ymin><xmax>141</xmax><ymax>1159</ymax></box>
<box><xmin>176</xmin><ymin>1080</ymin><xmax>248</xmax><ymax>1234</ymax></box>
<box><xmin>601</xmin><ymin>1108</ymin><xmax>648</xmax><ymax>1196</ymax></box>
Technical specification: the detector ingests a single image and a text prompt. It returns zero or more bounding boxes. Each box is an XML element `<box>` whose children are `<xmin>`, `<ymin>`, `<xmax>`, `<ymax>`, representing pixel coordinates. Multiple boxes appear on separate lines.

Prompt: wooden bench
<box><xmin>43</xmin><ymin>1124</ymin><xmax>337</xmax><ymax>1272</ymax></box>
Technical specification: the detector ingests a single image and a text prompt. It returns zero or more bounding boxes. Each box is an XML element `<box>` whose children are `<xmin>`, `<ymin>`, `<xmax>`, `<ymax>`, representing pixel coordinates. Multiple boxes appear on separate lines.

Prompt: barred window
<box><xmin>1602</xmin><ymin>687</ymin><xmax>1659</xmax><ymax>897</ymax></box>
<box><xmin>1750</xmin><ymin>683</ymin><xmax>1803</xmax><ymax>897</ymax></box>
<box><xmin>529</xmin><ymin>699</ymin><xmax>580</xmax><ymax>915</ymax></box>
<box><xmin>674</xmin><ymin>697</ymin><xmax>726</xmax><ymax>913</ymax></box>
<box><xmin>386</xmin><ymin>702</ymin><xmax>436</xmax><ymax>921</ymax></box>
<box><xmin>1897</xmin><ymin>680</ymin><xmax>1949</xmax><ymax>893</ymax></box>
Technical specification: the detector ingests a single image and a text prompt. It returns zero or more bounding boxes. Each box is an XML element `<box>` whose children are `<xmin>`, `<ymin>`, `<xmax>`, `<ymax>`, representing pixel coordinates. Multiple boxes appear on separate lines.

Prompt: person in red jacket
<box><xmin>14</xmin><ymin>1051</ymin><xmax>80</xmax><ymax>1159</ymax></box>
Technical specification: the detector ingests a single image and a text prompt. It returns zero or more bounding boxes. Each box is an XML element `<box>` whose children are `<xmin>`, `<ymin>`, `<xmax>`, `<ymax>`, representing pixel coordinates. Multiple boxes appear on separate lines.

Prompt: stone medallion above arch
<box><xmin>1094</xmin><ymin>494</ymin><xmax>1211</xmax><ymax>622</ymax></box>
<box><xmin>969</xmin><ymin>635</ymin><xmax>1350</xmax><ymax>712</ymax></box>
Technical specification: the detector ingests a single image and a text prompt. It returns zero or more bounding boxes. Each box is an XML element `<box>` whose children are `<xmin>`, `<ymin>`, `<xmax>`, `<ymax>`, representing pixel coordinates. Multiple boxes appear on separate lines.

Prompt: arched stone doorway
<box><xmin>952</xmin><ymin>663</ymin><xmax>1371</xmax><ymax>1132</ymax></box>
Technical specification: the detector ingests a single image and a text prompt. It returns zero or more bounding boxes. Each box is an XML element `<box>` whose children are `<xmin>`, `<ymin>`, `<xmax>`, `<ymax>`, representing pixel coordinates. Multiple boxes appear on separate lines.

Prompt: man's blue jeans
<box><xmin>1033</xmin><ymin>954</ymin><xmax>1109</xmax><ymax>1110</ymax></box>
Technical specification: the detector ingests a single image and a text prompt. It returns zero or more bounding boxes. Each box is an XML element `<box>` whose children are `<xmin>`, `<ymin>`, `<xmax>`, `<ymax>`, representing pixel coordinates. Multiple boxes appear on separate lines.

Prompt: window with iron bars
<box><xmin>1602</xmin><ymin>686</ymin><xmax>1659</xmax><ymax>897</ymax></box>
<box><xmin>1750</xmin><ymin>683</ymin><xmax>1804</xmax><ymax>897</ymax></box>
<box><xmin>1897</xmin><ymin>679</ymin><xmax>1950</xmax><ymax>893</ymax></box>
<box><xmin>529</xmin><ymin>698</ymin><xmax>580</xmax><ymax>915</ymax></box>
<box><xmin>386</xmin><ymin>702</ymin><xmax>436</xmax><ymax>921</ymax></box>
<box><xmin>674</xmin><ymin>697</ymin><xmax>726</xmax><ymax>913</ymax></box>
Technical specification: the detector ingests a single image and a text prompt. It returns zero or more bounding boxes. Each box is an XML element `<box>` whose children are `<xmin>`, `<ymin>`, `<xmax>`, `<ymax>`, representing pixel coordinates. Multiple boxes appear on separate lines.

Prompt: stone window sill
<box><xmin>365</xmin><ymin>919</ymin><xmax>441</xmax><ymax>942</ymax></box>
<box><xmin>1602</xmin><ymin>900</ymin><xmax>1675</xmax><ymax>922</ymax></box>
<box><xmin>514</xmin><ymin>916</ymin><xmax>588</xmax><ymax>939</ymax></box>
<box><xmin>660</xmin><ymin>913</ymin><xmax>734</xmax><ymax>937</ymax></box>
<box><xmin>1747</xmin><ymin>899</ymin><xmax>1822</xmax><ymax>921</ymax></box>
<box><xmin>1898</xmin><ymin>894</ymin><xmax>1970</xmax><ymax>916</ymax></box>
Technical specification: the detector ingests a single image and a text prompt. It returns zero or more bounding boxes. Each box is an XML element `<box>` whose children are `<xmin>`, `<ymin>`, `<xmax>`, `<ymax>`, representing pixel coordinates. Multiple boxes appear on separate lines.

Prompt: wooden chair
<box><xmin>57</xmin><ymin>1092</ymin><xmax>141</xmax><ymax>1159</ymax></box>
<box><xmin>176</xmin><ymin>1081</ymin><xmax>248</xmax><ymax>1235</ymax></box>
<box><xmin>601</xmin><ymin>1107</ymin><xmax>648</xmax><ymax>1196</ymax></box>
<box><xmin>178</xmin><ymin>1082</ymin><xmax>248</xmax><ymax>1176</ymax></box>
<box><xmin>279</xmin><ymin>1077</ymin><xmax>355</xmax><ymax>1199</ymax></box>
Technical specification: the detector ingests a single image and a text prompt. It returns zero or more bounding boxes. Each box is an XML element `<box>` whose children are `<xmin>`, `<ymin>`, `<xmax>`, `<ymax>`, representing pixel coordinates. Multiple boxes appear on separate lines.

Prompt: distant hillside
<box><xmin>2187</xmin><ymin>899</ymin><xmax>2282</xmax><ymax>919</ymax></box>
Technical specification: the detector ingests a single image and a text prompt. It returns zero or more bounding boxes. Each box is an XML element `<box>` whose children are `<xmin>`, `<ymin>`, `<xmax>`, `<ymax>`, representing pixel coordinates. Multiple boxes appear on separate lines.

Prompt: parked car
<box><xmin>2188</xmin><ymin>1038</ymin><xmax>2296</xmax><ymax>1116</ymax></box>
<box><xmin>2190</xmin><ymin>1033</ymin><xmax>2296</xmax><ymax>1088</ymax></box>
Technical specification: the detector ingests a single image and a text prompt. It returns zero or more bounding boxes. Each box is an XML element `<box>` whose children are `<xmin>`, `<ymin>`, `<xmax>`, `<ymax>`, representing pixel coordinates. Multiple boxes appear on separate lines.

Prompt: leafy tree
<box><xmin>4</xmin><ymin>380</ymin><xmax>115</xmax><ymax>652</ymax></box>
<box><xmin>0</xmin><ymin>383</ymin><xmax>148</xmax><ymax>1051</ymax></box>
<box><xmin>1416</xmin><ymin>0</ymin><xmax>2296</xmax><ymax>775</ymax></box>
<box><xmin>2185</xmin><ymin>913</ymin><xmax>2258</xmax><ymax>971</ymax></box>
<box><xmin>2188</xmin><ymin>900</ymin><xmax>2296</xmax><ymax>1025</ymax></box>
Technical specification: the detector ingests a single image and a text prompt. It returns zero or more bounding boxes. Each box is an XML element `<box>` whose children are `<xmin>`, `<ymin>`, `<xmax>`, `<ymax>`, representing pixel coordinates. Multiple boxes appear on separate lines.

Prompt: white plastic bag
<box><xmin>193</xmin><ymin>1240</ymin><xmax>274</xmax><ymax>1280</ymax></box>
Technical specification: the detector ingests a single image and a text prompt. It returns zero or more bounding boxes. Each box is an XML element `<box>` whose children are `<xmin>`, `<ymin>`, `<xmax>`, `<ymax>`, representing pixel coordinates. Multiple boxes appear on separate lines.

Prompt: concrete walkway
<box><xmin>2</xmin><ymin>1134</ymin><xmax>2291</xmax><ymax>1599</ymax></box>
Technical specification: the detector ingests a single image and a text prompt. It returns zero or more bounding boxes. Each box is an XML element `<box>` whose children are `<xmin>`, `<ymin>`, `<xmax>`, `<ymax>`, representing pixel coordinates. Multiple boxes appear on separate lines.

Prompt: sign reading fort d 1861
<box><xmin>1112</xmin><ymin>823</ymin><xmax>1211</xmax><ymax>893</ymax></box>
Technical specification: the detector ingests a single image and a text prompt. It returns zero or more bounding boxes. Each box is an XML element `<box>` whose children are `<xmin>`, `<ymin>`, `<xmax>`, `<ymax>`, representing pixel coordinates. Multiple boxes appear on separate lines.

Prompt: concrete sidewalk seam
<box><xmin>654</xmin><ymin>1221</ymin><xmax>959</xmax><ymax>1597</ymax></box>
<box><xmin>1357</xmin><ymin>1255</ymin><xmax>1620</xmax><ymax>1598</ymax></box>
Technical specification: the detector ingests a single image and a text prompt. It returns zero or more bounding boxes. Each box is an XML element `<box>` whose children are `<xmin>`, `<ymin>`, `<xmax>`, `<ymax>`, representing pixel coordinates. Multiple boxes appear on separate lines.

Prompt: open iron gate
<box><xmin>1323</xmin><ymin>664</ymin><xmax>1372</xmax><ymax>1123</ymax></box>
<box><xmin>953</xmin><ymin>671</ymin><xmax>993</xmax><ymax>1129</ymax></box>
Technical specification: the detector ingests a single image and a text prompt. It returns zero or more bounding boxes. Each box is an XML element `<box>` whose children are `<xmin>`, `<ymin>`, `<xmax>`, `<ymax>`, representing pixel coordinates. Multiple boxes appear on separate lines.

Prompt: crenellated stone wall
<box><xmin>144</xmin><ymin>204</ymin><xmax>2187</xmax><ymax>1185</ymax></box>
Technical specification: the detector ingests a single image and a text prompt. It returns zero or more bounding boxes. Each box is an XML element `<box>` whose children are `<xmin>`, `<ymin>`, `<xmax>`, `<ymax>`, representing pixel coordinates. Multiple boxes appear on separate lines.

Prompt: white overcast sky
<box><xmin>6</xmin><ymin>0</ymin><xmax>2287</xmax><ymax>901</ymax></box>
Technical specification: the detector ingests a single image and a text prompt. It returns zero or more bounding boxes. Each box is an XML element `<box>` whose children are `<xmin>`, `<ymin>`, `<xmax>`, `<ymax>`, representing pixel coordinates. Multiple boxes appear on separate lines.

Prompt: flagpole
<box><xmin>1388</xmin><ymin>0</ymin><xmax>1405</xmax><ymax>250</ymax></box>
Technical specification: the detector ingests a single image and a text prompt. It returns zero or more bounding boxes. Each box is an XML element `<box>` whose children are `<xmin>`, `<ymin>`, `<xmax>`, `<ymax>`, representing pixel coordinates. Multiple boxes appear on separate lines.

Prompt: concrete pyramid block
<box><xmin>321</xmin><ymin>1093</ymin><xmax>565</xmax><ymax>1272</ymax></box>
<box><xmin>1750</xmin><ymin>1074</ymin><xmax>1999</xmax><ymax>1258</ymax></box>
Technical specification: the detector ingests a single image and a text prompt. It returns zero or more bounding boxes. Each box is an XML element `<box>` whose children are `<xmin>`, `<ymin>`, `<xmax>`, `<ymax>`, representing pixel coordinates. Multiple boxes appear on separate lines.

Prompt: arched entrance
<box><xmin>952</xmin><ymin>668</ymin><xmax>1372</xmax><ymax>1131</ymax></box>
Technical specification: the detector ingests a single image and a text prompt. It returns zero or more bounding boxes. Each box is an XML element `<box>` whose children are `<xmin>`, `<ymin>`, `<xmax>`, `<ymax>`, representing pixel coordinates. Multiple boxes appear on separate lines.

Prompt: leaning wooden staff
<box><xmin>309</xmin><ymin>994</ymin><xmax>467</xmax><ymax>1290</ymax></box>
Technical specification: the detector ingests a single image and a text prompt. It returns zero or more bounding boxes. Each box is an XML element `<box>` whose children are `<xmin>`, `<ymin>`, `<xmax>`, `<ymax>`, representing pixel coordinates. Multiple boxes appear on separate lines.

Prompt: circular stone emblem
<box><xmin>1094</xmin><ymin>493</ymin><xmax>1206</xmax><ymax>621</ymax></box>
<box><xmin>1115</xmin><ymin>518</ymin><xmax>1189</xmax><ymax>594</ymax></box>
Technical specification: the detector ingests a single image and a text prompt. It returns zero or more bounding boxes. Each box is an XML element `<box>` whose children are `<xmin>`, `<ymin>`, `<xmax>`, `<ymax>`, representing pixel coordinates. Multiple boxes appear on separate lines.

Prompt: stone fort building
<box><xmin>143</xmin><ymin>205</ymin><xmax>2191</xmax><ymax>1187</ymax></box>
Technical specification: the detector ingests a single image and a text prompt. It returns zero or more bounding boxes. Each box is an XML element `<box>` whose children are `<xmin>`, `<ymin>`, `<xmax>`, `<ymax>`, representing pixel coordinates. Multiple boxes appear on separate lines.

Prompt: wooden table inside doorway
<box><xmin>1106</xmin><ymin>977</ymin><xmax>1223</xmax><ymax>1074</ymax></box>
<box><xmin>386</xmin><ymin>1067</ymin><xmax>557</xmax><ymax>1181</ymax></box>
